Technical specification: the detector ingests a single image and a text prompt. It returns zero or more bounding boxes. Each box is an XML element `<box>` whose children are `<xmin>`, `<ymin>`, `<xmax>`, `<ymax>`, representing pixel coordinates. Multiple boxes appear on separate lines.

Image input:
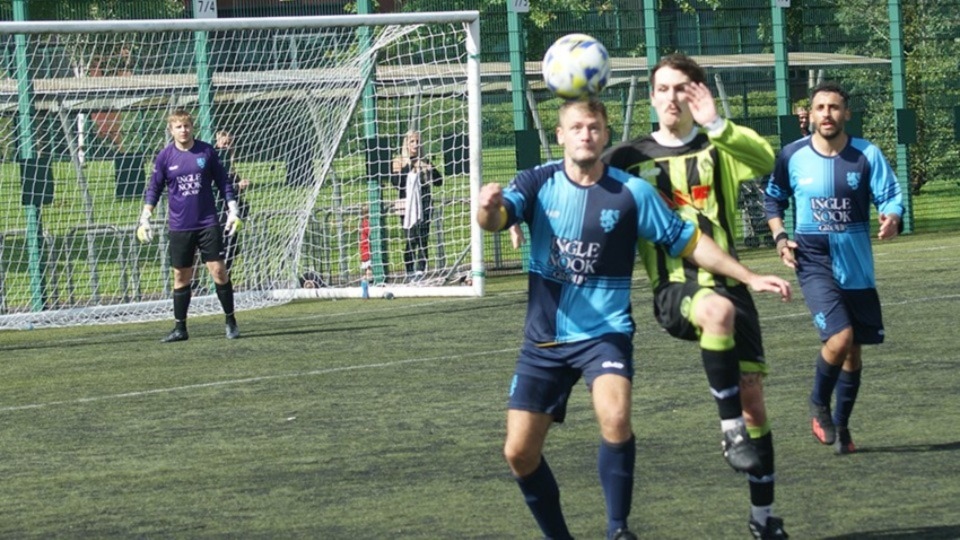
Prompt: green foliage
<box><xmin>830</xmin><ymin>0</ymin><xmax>960</xmax><ymax>194</ymax></box>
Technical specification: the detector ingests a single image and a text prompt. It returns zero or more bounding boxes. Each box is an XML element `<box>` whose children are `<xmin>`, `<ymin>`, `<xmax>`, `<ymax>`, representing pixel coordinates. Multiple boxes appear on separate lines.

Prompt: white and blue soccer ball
<box><xmin>542</xmin><ymin>33</ymin><xmax>611</xmax><ymax>99</ymax></box>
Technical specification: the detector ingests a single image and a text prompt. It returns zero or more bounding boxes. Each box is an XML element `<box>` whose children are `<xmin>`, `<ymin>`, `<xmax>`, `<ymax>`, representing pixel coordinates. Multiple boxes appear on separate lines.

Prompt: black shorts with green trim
<box><xmin>653</xmin><ymin>281</ymin><xmax>767</xmax><ymax>368</ymax></box>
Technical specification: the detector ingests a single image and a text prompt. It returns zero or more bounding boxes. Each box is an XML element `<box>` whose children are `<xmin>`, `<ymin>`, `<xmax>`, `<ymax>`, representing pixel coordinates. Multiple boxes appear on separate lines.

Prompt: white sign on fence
<box><xmin>192</xmin><ymin>0</ymin><xmax>218</xmax><ymax>19</ymax></box>
<box><xmin>508</xmin><ymin>0</ymin><xmax>530</xmax><ymax>13</ymax></box>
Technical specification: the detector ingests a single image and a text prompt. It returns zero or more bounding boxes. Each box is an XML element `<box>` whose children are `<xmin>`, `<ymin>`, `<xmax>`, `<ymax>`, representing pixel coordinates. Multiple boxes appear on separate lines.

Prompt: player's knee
<box><xmin>503</xmin><ymin>443</ymin><xmax>539</xmax><ymax>477</ymax></box>
<box><xmin>597</xmin><ymin>412</ymin><xmax>632</xmax><ymax>442</ymax></box>
<box><xmin>695</xmin><ymin>294</ymin><xmax>735</xmax><ymax>333</ymax></box>
<box><xmin>824</xmin><ymin>327</ymin><xmax>855</xmax><ymax>357</ymax></box>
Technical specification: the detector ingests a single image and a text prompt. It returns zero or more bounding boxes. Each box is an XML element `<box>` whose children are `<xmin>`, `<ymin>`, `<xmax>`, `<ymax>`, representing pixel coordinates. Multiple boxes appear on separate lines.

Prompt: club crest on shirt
<box><xmin>599</xmin><ymin>209</ymin><xmax>620</xmax><ymax>233</ymax></box>
<box><xmin>846</xmin><ymin>171</ymin><xmax>861</xmax><ymax>190</ymax></box>
<box><xmin>196</xmin><ymin>157</ymin><xmax>206</xmax><ymax>169</ymax></box>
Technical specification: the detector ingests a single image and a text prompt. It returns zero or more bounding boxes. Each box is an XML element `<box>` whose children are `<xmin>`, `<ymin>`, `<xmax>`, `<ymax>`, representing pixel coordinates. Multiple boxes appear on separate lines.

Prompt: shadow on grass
<box><xmin>857</xmin><ymin>440</ymin><xmax>960</xmax><ymax>454</ymax></box>
<box><xmin>824</xmin><ymin>524</ymin><xmax>960</xmax><ymax>539</ymax></box>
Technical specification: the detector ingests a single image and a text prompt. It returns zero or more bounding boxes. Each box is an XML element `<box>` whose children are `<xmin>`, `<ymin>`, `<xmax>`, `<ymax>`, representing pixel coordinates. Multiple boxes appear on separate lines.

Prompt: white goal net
<box><xmin>0</xmin><ymin>13</ymin><xmax>483</xmax><ymax>330</ymax></box>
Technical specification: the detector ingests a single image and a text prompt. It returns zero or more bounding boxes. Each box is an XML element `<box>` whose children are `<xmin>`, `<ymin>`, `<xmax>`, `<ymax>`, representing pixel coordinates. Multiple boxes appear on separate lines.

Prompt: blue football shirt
<box><xmin>764</xmin><ymin>137</ymin><xmax>903</xmax><ymax>289</ymax></box>
<box><xmin>502</xmin><ymin>161</ymin><xmax>697</xmax><ymax>344</ymax></box>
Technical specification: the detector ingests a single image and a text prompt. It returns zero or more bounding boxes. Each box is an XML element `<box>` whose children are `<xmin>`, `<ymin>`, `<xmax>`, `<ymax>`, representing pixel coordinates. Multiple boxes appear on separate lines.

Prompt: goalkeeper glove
<box><xmin>225</xmin><ymin>201</ymin><xmax>243</xmax><ymax>237</ymax></box>
<box><xmin>136</xmin><ymin>207</ymin><xmax>154</xmax><ymax>243</ymax></box>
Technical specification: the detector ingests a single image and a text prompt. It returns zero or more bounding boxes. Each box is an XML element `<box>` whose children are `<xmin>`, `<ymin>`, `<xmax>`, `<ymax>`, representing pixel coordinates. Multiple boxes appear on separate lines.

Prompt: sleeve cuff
<box><xmin>704</xmin><ymin>117</ymin><xmax>726</xmax><ymax>135</ymax></box>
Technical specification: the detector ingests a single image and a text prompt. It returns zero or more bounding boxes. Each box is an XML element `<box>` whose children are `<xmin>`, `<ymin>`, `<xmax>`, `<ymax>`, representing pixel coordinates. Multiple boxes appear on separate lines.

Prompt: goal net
<box><xmin>0</xmin><ymin>13</ymin><xmax>483</xmax><ymax>330</ymax></box>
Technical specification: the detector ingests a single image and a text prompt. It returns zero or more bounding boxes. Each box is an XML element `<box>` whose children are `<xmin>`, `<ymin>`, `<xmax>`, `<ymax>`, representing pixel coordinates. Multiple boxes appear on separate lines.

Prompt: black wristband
<box><xmin>774</xmin><ymin>231</ymin><xmax>789</xmax><ymax>244</ymax></box>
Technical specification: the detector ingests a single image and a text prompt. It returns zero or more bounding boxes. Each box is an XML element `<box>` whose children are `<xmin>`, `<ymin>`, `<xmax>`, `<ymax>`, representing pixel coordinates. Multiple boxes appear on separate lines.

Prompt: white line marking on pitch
<box><xmin>0</xmin><ymin>348</ymin><xmax>518</xmax><ymax>413</ymax></box>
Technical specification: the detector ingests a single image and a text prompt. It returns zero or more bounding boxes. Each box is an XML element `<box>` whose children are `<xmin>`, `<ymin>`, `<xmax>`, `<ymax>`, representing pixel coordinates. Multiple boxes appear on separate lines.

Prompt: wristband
<box><xmin>774</xmin><ymin>231</ymin><xmax>789</xmax><ymax>254</ymax></box>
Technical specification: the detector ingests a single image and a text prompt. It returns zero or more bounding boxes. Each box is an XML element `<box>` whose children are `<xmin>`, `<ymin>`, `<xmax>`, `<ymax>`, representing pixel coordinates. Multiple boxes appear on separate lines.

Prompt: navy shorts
<box><xmin>653</xmin><ymin>281</ymin><xmax>766</xmax><ymax>366</ymax></box>
<box><xmin>507</xmin><ymin>333</ymin><xmax>633</xmax><ymax>423</ymax></box>
<box><xmin>798</xmin><ymin>272</ymin><xmax>884</xmax><ymax>344</ymax></box>
<box><xmin>169</xmin><ymin>226</ymin><xmax>224</xmax><ymax>268</ymax></box>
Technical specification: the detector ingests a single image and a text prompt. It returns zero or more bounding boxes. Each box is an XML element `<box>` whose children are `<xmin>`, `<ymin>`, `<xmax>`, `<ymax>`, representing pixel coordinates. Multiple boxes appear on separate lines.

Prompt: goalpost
<box><xmin>0</xmin><ymin>12</ymin><xmax>484</xmax><ymax>330</ymax></box>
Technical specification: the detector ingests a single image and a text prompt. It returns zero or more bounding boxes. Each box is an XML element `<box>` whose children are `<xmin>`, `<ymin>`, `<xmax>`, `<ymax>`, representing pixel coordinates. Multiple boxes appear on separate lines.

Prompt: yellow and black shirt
<box><xmin>603</xmin><ymin>120</ymin><xmax>774</xmax><ymax>289</ymax></box>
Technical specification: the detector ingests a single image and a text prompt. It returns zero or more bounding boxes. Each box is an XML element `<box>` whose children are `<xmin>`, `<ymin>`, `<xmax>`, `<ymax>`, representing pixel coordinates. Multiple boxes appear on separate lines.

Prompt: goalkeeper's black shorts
<box><xmin>168</xmin><ymin>225</ymin><xmax>224</xmax><ymax>268</ymax></box>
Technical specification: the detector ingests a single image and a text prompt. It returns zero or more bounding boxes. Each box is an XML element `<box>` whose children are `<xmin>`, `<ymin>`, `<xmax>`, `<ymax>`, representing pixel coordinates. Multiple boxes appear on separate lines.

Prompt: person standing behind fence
<box><xmin>214</xmin><ymin>129</ymin><xmax>251</xmax><ymax>273</ymax></box>
<box><xmin>391</xmin><ymin>130</ymin><xmax>443</xmax><ymax>280</ymax></box>
<box><xmin>136</xmin><ymin>110</ymin><xmax>242</xmax><ymax>342</ymax></box>
<box><xmin>764</xmin><ymin>81</ymin><xmax>903</xmax><ymax>456</ymax></box>
<box><xmin>794</xmin><ymin>104</ymin><xmax>811</xmax><ymax>138</ymax></box>
<box><xmin>359</xmin><ymin>206</ymin><xmax>373</xmax><ymax>282</ymax></box>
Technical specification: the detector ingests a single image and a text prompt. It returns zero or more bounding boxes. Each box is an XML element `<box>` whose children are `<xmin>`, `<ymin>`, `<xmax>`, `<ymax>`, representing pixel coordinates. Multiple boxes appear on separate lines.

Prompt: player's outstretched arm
<box><xmin>476</xmin><ymin>183</ymin><xmax>506</xmax><ymax>232</ymax></box>
<box><xmin>685</xmin><ymin>234</ymin><xmax>791</xmax><ymax>302</ymax></box>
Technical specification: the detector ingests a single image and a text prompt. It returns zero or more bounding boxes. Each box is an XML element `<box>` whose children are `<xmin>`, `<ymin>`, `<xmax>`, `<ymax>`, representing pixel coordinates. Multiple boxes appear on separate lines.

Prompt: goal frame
<box><xmin>0</xmin><ymin>12</ymin><xmax>485</xmax><ymax>330</ymax></box>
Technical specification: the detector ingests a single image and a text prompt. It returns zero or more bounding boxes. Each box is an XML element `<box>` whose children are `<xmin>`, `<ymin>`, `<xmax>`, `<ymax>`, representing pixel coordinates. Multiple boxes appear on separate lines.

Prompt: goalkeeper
<box><xmin>137</xmin><ymin>109</ymin><xmax>243</xmax><ymax>342</ymax></box>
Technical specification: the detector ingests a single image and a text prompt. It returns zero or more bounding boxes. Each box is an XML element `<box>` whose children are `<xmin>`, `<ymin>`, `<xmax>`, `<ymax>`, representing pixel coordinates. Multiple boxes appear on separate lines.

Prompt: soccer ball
<box><xmin>542</xmin><ymin>34</ymin><xmax>611</xmax><ymax>99</ymax></box>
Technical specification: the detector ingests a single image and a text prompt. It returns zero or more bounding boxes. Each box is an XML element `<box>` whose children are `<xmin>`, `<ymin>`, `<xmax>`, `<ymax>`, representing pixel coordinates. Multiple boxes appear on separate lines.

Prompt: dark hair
<box><xmin>558</xmin><ymin>97</ymin><xmax>609</xmax><ymax>125</ymax></box>
<box><xmin>651</xmin><ymin>53</ymin><xmax>707</xmax><ymax>85</ymax></box>
<box><xmin>810</xmin><ymin>81</ymin><xmax>850</xmax><ymax>108</ymax></box>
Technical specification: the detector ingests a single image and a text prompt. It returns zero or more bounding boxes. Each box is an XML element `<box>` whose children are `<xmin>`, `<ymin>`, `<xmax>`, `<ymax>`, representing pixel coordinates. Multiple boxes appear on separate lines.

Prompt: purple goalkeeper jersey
<box><xmin>145</xmin><ymin>140</ymin><xmax>234</xmax><ymax>231</ymax></box>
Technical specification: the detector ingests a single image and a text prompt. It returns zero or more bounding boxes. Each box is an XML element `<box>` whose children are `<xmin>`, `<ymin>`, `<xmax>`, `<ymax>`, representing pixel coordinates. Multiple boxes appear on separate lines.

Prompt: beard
<box><xmin>817</xmin><ymin>124</ymin><xmax>844</xmax><ymax>140</ymax></box>
<box><xmin>570</xmin><ymin>155</ymin><xmax>599</xmax><ymax>170</ymax></box>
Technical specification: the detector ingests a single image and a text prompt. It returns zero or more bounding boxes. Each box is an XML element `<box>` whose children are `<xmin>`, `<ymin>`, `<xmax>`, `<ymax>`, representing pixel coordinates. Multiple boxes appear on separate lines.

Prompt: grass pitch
<box><xmin>1</xmin><ymin>232</ymin><xmax>958</xmax><ymax>538</ymax></box>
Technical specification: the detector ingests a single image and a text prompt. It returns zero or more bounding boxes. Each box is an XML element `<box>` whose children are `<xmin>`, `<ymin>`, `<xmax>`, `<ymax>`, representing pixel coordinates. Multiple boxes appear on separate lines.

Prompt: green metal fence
<box><xmin>3</xmin><ymin>0</ymin><xmax>958</xmax><ymax>239</ymax></box>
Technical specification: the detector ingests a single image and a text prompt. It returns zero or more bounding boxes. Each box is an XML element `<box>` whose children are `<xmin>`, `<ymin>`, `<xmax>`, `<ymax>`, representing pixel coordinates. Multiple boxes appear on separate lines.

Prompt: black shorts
<box><xmin>169</xmin><ymin>226</ymin><xmax>224</xmax><ymax>268</ymax></box>
<box><xmin>653</xmin><ymin>281</ymin><xmax>766</xmax><ymax>367</ymax></box>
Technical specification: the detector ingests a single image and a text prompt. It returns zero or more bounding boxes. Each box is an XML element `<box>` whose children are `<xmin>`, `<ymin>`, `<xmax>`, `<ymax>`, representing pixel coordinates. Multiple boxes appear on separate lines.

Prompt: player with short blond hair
<box><xmin>137</xmin><ymin>110</ymin><xmax>242</xmax><ymax>342</ymax></box>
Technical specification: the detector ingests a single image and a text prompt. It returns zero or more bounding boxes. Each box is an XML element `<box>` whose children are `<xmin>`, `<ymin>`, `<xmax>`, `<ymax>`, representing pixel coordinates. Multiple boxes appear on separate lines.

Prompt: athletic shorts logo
<box><xmin>680</xmin><ymin>295</ymin><xmax>692</xmax><ymax>319</ymax></box>
<box><xmin>601</xmin><ymin>360</ymin><xmax>625</xmax><ymax>370</ymax></box>
<box><xmin>813</xmin><ymin>312</ymin><xmax>827</xmax><ymax>330</ymax></box>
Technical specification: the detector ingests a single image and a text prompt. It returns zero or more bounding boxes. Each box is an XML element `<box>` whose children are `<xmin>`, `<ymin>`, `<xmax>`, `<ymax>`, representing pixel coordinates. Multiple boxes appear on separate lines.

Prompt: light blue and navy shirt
<box><xmin>146</xmin><ymin>140</ymin><xmax>234</xmax><ymax>232</ymax></box>
<box><xmin>763</xmin><ymin>136</ymin><xmax>903</xmax><ymax>289</ymax></box>
<box><xmin>501</xmin><ymin>160</ymin><xmax>698</xmax><ymax>345</ymax></box>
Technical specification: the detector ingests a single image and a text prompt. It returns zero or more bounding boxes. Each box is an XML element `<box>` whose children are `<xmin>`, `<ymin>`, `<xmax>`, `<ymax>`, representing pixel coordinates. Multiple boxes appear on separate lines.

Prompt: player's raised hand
<box><xmin>477</xmin><ymin>183</ymin><xmax>505</xmax><ymax>231</ymax></box>
<box><xmin>683</xmin><ymin>82</ymin><xmax>720</xmax><ymax>128</ymax></box>
<box><xmin>745</xmin><ymin>274</ymin><xmax>792</xmax><ymax>302</ymax></box>
<box><xmin>878</xmin><ymin>213</ymin><xmax>901</xmax><ymax>240</ymax></box>
<box><xmin>479</xmin><ymin>183</ymin><xmax>503</xmax><ymax>211</ymax></box>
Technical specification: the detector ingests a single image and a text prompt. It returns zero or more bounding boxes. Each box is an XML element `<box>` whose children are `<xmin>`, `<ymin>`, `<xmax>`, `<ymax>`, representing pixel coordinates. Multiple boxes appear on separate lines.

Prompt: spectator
<box><xmin>214</xmin><ymin>129</ymin><xmax>251</xmax><ymax>273</ymax></box>
<box><xmin>795</xmin><ymin>104</ymin><xmax>811</xmax><ymax>137</ymax></box>
<box><xmin>391</xmin><ymin>130</ymin><xmax>443</xmax><ymax>280</ymax></box>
